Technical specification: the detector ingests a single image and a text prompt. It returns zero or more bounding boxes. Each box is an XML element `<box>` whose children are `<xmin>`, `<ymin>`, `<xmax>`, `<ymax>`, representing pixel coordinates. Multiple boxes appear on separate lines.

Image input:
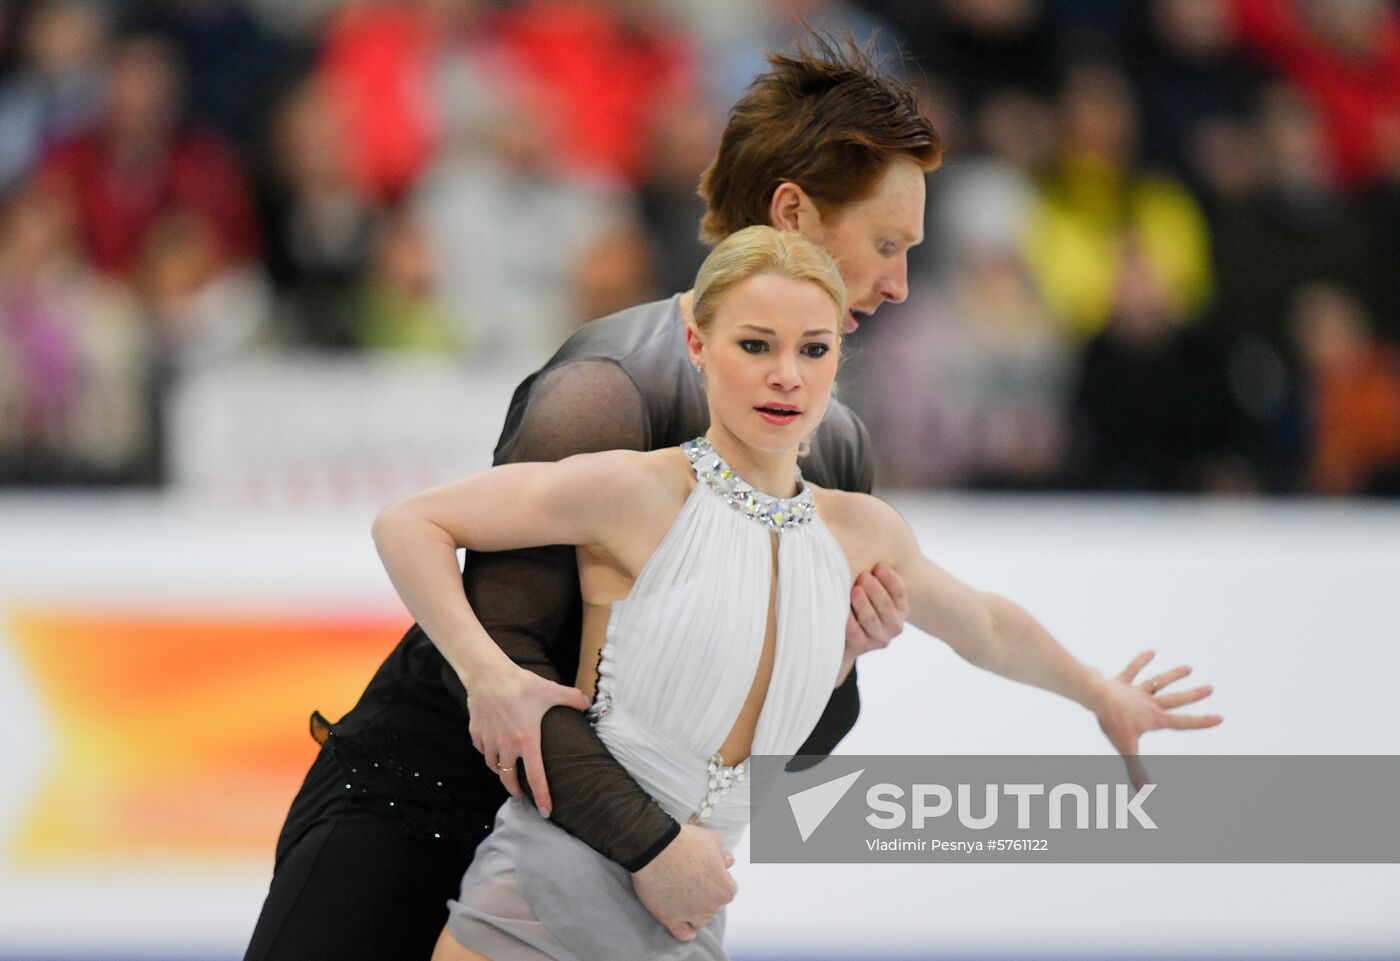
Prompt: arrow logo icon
<box><xmin>786</xmin><ymin>768</ymin><xmax>864</xmax><ymax>842</ymax></box>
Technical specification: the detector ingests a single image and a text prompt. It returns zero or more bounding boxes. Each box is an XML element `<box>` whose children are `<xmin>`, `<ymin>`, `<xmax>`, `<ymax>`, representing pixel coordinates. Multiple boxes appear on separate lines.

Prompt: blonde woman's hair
<box><xmin>692</xmin><ymin>225</ymin><xmax>847</xmax><ymax>333</ymax></box>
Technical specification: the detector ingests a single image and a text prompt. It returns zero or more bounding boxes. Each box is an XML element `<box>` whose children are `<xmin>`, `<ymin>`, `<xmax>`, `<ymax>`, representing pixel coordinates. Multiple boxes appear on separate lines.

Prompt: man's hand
<box><xmin>465</xmin><ymin>663</ymin><xmax>592</xmax><ymax>818</ymax></box>
<box><xmin>631</xmin><ymin>824</ymin><xmax>737</xmax><ymax>941</ymax></box>
<box><xmin>838</xmin><ymin>563</ymin><xmax>910</xmax><ymax>684</ymax></box>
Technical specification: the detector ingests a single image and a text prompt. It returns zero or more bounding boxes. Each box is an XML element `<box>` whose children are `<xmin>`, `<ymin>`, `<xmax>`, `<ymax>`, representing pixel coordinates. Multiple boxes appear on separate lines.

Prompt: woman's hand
<box><xmin>465</xmin><ymin>662</ymin><xmax>592</xmax><ymax>817</ymax></box>
<box><xmin>1094</xmin><ymin>650</ymin><xmax>1223</xmax><ymax>788</ymax></box>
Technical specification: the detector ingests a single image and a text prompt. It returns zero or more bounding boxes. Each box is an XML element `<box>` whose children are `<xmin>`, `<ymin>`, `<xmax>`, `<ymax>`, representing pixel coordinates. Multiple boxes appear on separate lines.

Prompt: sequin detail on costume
<box><xmin>682</xmin><ymin>436</ymin><xmax>816</xmax><ymax>532</ymax></box>
<box><xmin>694</xmin><ymin>752</ymin><xmax>749</xmax><ymax>822</ymax></box>
<box><xmin>315</xmin><ymin>718</ymin><xmax>487</xmax><ymax>842</ymax></box>
<box><xmin>587</xmin><ymin>687</ymin><xmax>612</xmax><ymax>721</ymax></box>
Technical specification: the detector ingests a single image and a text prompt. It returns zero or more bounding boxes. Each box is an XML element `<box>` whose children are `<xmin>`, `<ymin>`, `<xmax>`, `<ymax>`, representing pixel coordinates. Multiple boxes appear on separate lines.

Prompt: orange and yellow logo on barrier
<box><xmin>6</xmin><ymin>609</ymin><xmax>405</xmax><ymax>864</ymax></box>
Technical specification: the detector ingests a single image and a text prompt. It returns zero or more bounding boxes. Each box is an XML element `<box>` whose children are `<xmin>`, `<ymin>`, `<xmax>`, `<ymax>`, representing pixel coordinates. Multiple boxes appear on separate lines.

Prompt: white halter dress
<box><xmin>446</xmin><ymin>438</ymin><xmax>852</xmax><ymax>961</ymax></box>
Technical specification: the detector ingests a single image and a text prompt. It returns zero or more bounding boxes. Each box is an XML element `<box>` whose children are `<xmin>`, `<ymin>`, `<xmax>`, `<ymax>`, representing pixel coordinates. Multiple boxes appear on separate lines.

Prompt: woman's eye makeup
<box><xmin>736</xmin><ymin>339</ymin><xmax>832</xmax><ymax>357</ymax></box>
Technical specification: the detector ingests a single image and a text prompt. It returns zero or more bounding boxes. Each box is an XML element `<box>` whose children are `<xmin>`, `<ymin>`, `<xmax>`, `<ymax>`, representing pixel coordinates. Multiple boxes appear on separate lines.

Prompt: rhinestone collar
<box><xmin>682</xmin><ymin>436</ymin><xmax>816</xmax><ymax>532</ymax></box>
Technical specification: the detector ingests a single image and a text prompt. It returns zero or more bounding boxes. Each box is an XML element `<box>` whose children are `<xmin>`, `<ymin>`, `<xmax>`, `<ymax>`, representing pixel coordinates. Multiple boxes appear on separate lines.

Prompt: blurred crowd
<box><xmin>1</xmin><ymin>0</ymin><xmax>1397</xmax><ymax>495</ymax></box>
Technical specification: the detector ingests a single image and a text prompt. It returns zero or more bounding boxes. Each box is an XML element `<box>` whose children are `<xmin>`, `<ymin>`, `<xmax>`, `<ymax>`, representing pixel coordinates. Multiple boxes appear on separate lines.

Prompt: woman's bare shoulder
<box><xmin>810</xmin><ymin>485</ymin><xmax>901</xmax><ymax>531</ymax></box>
<box><xmin>637</xmin><ymin>446</ymin><xmax>697</xmax><ymax>502</ymax></box>
<box><xmin>810</xmin><ymin>485</ymin><xmax>915</xmax><ymax>567</ymax></box>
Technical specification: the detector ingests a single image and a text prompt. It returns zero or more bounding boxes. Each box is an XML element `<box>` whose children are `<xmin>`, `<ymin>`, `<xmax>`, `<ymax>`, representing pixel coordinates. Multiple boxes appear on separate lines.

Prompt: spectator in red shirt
<box><xmin>38</xmin><ymin>34</ymin><xmax>259</xmax><ymax>278</ymax></box>
<box><xmin>1231</xmin><ymin>0</ymin><xmax>1400</xmax><ymax>189</ymax></box>
<box><xmin>493</xmin><ymin>0</ymin><xmax>697</xmax><ymax>185</ymax></box>
<box><xmin>317</xmin><ymin>0</ymin><xmax>504</xmax><ymax>203</ymax></box>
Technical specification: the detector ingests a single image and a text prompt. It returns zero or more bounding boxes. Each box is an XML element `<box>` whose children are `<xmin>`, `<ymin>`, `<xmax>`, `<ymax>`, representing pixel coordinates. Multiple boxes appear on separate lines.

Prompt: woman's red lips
<box><xmin>756</xmin><ymin>404</ymin><xmax>801</xmax><ymax>425</ymax></box>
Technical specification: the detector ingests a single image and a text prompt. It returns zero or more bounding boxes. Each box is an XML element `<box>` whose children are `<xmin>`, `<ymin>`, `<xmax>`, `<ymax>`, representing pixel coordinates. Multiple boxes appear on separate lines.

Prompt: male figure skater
<box><xmin>245</xmin><ymin>34</ymin><xmax>940</xmax><ymax>960</ymax></box>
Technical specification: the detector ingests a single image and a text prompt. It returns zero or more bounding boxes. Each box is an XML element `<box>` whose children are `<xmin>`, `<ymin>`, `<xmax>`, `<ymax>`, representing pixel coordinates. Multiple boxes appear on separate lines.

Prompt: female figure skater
<box><xmin>371</xmin><ymin>227</ymin><xmax>1221</xmax><ymax>961</ymax></box>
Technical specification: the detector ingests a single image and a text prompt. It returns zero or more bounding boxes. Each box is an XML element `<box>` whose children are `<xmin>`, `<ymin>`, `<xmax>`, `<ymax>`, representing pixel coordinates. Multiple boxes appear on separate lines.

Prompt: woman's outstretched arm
<box><xmin>853</xmin><ymin>496</ymin><xmax>1223</xmax><ymax>777</ymax></box>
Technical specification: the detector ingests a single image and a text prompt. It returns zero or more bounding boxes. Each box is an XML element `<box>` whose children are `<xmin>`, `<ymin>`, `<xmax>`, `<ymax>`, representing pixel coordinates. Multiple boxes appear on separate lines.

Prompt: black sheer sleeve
<box><xmin>790</xmin><ymin>404</ymin><xmax>875</xmax><ymax>758</ymax></box>
<box><xmin>794</xmin><ymin>665</ymin><xmax>860</xmax><ymax>756</ymax></box>
<box><xmin>447</xmin><ymin>359</ymin><xmax>681</xmax><ymax>872</ymax></box>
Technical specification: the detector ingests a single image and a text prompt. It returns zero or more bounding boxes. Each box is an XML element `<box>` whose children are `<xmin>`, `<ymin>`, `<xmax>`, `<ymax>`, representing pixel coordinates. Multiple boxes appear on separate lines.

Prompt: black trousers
<box><xmin>243</xmin><ymin>744</ymin><xmax>487</xmax><ymax>961</ymax></box>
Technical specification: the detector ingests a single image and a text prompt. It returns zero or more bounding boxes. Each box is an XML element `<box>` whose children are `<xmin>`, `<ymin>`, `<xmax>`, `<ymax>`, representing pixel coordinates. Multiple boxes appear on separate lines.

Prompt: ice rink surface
<box><xmin>0</xmin><ymin>492</ymin><xmax>1396</xmax><ymax>959</ymax></box>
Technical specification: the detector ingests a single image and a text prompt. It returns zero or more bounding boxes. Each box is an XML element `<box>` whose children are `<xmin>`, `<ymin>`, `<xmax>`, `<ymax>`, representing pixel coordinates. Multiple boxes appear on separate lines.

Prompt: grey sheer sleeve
<box><xmin>449</xmin><ymin>359</ymin><xmax>681</xmax><ymax>872</ymax></box>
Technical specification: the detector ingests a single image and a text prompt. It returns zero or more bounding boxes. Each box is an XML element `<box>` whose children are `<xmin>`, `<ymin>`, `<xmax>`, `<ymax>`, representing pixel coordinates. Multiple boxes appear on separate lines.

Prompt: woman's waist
<box><xmin>594</xmin><ymin>707</ymin><xmax>752</xmax><ymax>843</ymax></box>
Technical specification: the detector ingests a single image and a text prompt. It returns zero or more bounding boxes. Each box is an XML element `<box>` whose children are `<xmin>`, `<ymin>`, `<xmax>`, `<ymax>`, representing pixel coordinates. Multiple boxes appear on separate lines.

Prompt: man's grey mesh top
<box><xmin>322</xmin><ymin>295</ymin><xmax>875</xmax><ymax>872</ymax></box>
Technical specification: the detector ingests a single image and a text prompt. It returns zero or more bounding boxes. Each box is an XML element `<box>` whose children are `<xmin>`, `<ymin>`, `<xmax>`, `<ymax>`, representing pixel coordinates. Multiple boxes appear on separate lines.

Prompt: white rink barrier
<box><xmin>0</xmin><ymin>493</ymin><xmax>1396</xmax><ymax>960</ymax></box>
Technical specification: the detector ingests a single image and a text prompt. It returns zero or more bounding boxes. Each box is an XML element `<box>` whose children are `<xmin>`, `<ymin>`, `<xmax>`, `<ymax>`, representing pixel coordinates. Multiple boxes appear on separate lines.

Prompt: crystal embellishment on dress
<box><xmin>586</xmin><ymin>687</ymin><xmax>613</xmax><ymax>723</ymax></box>
<box><xmin>694</xmin><ymin>752</ymin><xmax>749</xmax><ymax>822</ymax></box>
<box><xmin>682</xmin><ymin>436</ymin><xmax>816</xmax><ymax>532</ymax></box>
